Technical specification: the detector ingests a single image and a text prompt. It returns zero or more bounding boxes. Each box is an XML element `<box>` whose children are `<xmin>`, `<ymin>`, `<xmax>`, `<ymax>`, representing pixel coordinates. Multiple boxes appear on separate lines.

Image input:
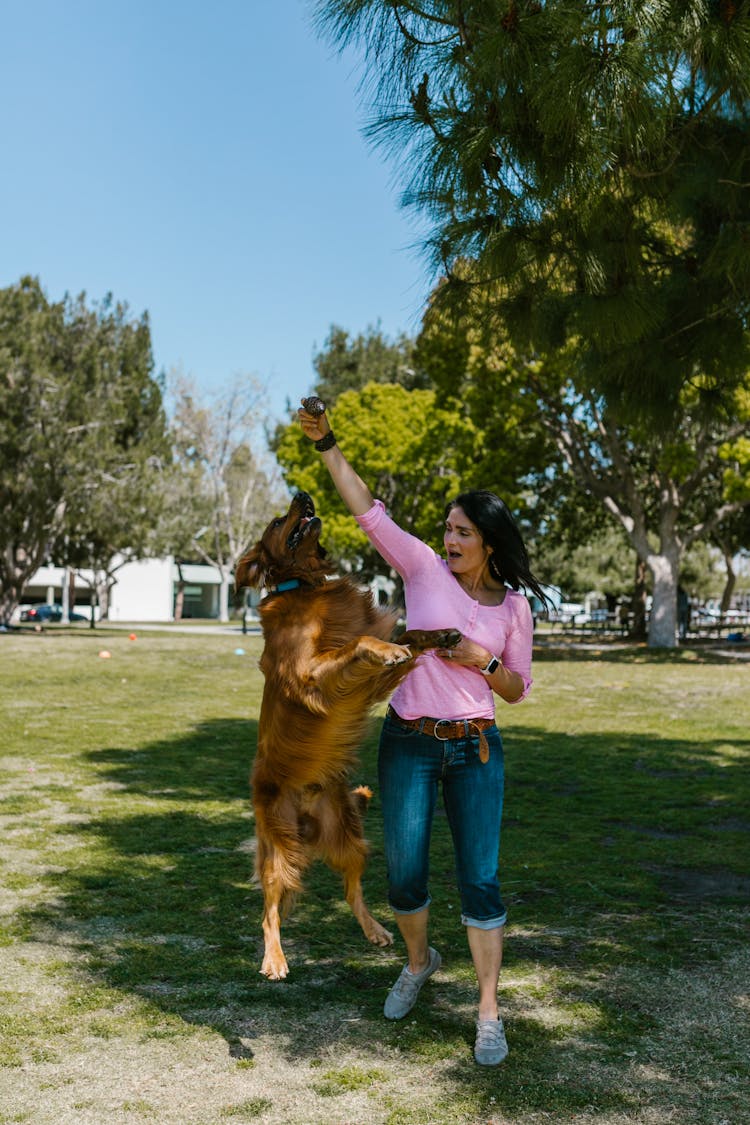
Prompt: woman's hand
<box><xmin>436</xmin><ymin>635</ymin><xmax>490</xmax><ymax>671</ymax></box>
<box><xmin>298</xmin><ymin>398</ymin><xmax>331</xmax><ymax>443</ymax></box>
<box><xmin>438</xmin><ymin>636</ymin><xmax>524</xmax><ymax>702</ymax></box>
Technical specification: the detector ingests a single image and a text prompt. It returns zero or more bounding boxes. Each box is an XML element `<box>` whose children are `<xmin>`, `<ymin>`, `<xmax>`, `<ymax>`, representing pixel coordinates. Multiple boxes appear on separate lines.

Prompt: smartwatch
<box><xmin>481</xmin><ymin>655</ymin><xmax>500</xmax><ymax>675</ymax></box>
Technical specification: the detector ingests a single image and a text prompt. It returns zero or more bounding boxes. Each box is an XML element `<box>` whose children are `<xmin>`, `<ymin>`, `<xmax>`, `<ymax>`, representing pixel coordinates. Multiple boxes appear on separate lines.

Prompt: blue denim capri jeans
<box><xmin>377</xmin><ymin>712</ymin><xmax>507</xmax><ymax>930</ymax></box>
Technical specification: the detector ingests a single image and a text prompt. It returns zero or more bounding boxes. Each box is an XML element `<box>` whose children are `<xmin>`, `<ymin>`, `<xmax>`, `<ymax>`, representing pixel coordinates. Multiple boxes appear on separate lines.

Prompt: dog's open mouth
<box><xmin>287</xmin><ymin>496</ymin><xmax>321</xmax><ymax>551</ymax></box>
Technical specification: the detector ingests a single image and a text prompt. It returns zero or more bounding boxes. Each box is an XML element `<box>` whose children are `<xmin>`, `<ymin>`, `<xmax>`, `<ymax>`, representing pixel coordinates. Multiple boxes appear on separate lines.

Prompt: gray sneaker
<box><xmin>383</xmin><ymin>947</ymin><xmax>442</xmax><ymax>1020</ymax></box>
<box><xmin>474</xmin><ymin>1017</ymin><xmax>509</xmax><ymax>1066</ymax></box>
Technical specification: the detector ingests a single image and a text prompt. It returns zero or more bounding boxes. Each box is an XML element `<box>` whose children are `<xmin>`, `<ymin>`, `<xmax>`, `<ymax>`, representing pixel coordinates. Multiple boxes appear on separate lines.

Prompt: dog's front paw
<box><xmin>400</xmin><ymin>627</ymin><xmax>462</xmax><ymax>653</ymax></box>
<box><xmin>383</xmin><ymin>644</ymin><xmax>413</xmax><ymax>666</ymax></box>
<box><xmin>438</xmin><ymin>628</ymin><xmax>462</xmax><ymax>649</ymax></box>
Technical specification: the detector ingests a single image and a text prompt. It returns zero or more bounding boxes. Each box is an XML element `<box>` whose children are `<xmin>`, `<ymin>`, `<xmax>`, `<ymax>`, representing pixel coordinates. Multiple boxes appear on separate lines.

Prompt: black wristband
<box><xmin>314</xmin><ymin>431</ymin><xmax>337</xmax><ymax>452</ymax></box>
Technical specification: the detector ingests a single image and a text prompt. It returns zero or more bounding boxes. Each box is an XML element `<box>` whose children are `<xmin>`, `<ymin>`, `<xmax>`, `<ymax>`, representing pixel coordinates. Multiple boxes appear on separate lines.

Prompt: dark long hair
<box><xmin>446</xmin><ymin>490</ymin><xmax>549</xmax><ymax>606</ymax></box>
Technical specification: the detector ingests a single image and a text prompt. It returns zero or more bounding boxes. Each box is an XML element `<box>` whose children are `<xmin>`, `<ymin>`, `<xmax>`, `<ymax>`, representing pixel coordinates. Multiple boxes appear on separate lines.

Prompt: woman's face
<box><xmin>444</xmin><ymin>505</ymin><xmax>491</xmax><ymax>579</ymax></box>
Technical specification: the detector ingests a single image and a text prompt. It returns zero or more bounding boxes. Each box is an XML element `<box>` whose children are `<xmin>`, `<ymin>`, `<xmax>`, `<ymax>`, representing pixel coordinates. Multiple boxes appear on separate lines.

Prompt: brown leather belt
<box><xmin>387</xmin><ymin>706</ymin><xmax>495</xmax><ymax>763</ymax></box>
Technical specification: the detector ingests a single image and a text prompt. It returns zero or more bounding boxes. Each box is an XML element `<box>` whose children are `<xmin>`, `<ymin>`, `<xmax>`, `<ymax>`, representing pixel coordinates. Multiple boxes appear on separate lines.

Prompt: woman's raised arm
<box><xmin>297</xmin><ymin>398</ymin><xmax>375</xmax><ymax>517</ymax></box>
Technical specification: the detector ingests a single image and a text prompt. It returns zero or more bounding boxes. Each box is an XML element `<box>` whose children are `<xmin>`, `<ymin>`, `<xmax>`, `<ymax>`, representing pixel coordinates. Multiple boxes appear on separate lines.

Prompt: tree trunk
<box><xmin>97</xmin><ymin>578</ymin><xmax>110</xmax><ymax>622</ymax></box>
<box><xmin>647</xmin><ymin>552</ymin><xmax>679</xmax><ymax>647</ymax></box>
<box><xmin>219</xmin><ymin>574</ymin><xmax>231</xmax><ymax>623</ymax></box>
<box><xmin>719</xmin><ymin>548</ymin><xmax>736</xmax><ymax>617</ymax></box>
<box><xmin>0</xmin><ymin>589</ymin><xmax>19</xmax><ymax>628</ymax></box>
<box><xmin>0</xmin><ymin>545</ymin><xmax>43</xmax><ymax>627</ymax></box>
<box><xmin>174</xmin><ymin>562</ymin><xmax>185</xmax><ymax>621</ymax></box>
<box><xmin>61</xmin><ymin>567</ymin><xmax>71</xmax><ymax>624</ymax></box>
<box><xmin>630</xmin><ymin>558</ymin><xmax>648</xmax><ymax>640</ymax></box>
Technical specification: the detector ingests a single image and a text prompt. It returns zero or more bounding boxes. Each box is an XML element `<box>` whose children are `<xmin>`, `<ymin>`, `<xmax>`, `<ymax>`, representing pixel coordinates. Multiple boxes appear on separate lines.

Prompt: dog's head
<box><xmin>235</xmin><ymin>491</ymin><xmax>335</xmax><ymax>591</ymax></box>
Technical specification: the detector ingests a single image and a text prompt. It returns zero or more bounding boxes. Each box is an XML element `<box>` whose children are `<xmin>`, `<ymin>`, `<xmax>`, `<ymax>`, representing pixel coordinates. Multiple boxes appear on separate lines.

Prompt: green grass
<box><xmin>0</xmin><ymin>627</ymin><xmax>748</xmax><ymax>1124</ymax></box>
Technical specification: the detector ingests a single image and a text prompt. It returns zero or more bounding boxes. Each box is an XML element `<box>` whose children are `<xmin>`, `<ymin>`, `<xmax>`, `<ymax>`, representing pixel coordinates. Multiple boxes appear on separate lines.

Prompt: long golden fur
<box><xmin>235</xmin><ymin>491</ymin><xmax>460</xmax><ymax>980</ymax></box>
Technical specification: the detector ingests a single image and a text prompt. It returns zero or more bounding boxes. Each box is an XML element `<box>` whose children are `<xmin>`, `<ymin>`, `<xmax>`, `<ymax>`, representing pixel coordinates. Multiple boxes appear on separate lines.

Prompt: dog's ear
<box><xmin>235</xmin><ymin>546</ymin><xmax>264</xmax><ymax>592</ymax></box>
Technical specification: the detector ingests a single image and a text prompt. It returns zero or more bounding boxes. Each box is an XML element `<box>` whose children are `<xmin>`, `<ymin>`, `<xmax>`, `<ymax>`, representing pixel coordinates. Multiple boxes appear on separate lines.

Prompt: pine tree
<box><xmin>315</xmin><ymin>0</ymin><xmax>750</xmax><ymax>420</ymax></box>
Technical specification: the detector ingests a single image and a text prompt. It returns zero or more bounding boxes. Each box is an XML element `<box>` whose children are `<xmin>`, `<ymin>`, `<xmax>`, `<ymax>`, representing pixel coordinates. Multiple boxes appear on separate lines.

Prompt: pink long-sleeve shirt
<box><xmin>356</xmin><ymin>500</ymin><xmax>534</xmax><ymax>721</ymax></box>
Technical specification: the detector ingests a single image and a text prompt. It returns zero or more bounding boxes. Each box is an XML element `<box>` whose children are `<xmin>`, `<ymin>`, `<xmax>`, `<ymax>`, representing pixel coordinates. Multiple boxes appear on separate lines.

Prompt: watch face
<box><xmin>484</xmin><ymin>656</ymin><xmax>499</xmax><ymax>674</ymax></box>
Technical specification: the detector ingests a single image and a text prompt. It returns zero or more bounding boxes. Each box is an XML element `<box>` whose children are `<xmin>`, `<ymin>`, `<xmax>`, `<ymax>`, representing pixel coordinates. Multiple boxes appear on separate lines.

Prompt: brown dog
<box><xmin>235</xmin><ymin>491</ymin><xmax>460</xmax><ymax>980</ymax></box>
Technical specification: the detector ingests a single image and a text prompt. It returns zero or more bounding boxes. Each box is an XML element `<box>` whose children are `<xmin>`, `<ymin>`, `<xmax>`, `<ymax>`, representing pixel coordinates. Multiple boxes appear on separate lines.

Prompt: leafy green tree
<box><xmin>539</xmin><ymin>525</ymin><xmax>636</xmax><ymax>605</ymax></box>
<box><xmin>0</xmin><ymin>277</ymin><xmax>169</xmax><ymax>627</ymax></box>
<box><xmin>414</xmin><ymin>288</ymin><xmax>750</xmax><ymax>645</ymax></box>
<box><xmin>526</xmin><ymin>353</ymin><xmax>750</xmax><ymax>645</ymax></box>
<box><xmin>50</xmin><ymin>300</ymin><xmax>171</xmax><ymax>623</ymax></box>
<box><xmin>275</xmin><ymin>381</ymin><xmax>478</xmax><ymax>583</ymax></box>
<box><xmin>168</xmin><ymin>373</ymin><xmax>285</xmax><ymax>621</ymax></box>
<box><xmin>415</xmin><ymin>280</ymin><xmax>556</xmax><ymax>522</ymax></box>
<box><xmin>680</xmin><ymin>540</ymin><xmax>727</xmax><ymax>603</ymax></box>
<box><xmin>315</xmin><ymin>0</ymin><xmax>750</xmax><ymax>420</ymax></box>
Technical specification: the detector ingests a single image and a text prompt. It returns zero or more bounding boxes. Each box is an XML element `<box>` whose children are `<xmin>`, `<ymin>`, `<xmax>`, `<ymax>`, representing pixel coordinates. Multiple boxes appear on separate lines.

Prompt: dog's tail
<box><xmin>351</xmin><ymin>784</ymin><xmax>373</xmax><ymax>816</ymax></box>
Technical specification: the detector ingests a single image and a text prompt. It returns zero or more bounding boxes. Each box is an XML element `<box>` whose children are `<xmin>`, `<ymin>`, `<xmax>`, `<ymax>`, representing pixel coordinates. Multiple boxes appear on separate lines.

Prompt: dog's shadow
<box><xmin>19</xmin><ymin>717</ymin><xmax>407</xmax><ymax>1062</ymax></box>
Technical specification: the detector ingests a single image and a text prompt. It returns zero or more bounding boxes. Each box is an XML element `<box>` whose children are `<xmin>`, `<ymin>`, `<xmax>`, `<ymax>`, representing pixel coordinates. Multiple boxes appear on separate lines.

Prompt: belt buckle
<box><xmin>432</xmin><ymin>719</ymin><xmax>453</xmax><ymax>741</ymax></box>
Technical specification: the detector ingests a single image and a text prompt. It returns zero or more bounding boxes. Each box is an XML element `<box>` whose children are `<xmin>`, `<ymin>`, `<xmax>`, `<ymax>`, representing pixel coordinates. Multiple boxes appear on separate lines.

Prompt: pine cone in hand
<box><xmin>301</xmin><ymin>396</ymin><xmax>327</xmax><ymax>416</ymax></box>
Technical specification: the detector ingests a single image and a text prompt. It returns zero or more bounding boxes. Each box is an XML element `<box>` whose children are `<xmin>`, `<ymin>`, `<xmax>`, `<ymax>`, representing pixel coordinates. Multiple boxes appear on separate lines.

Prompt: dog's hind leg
<box><xmin>256</xmin><ymin>833</ymin><xmax>305</xmax><ymax>981</ymax></box>
<box><xmin>257</xmin><ymin>847</ymin><xmax>290</xmax><ymax>980</ymax></box>
<box><xmin>345</xmin><ymin>868</ymin><xmax>393</xmax><ymax>948</ymax></box>
<box><xmin>318</xmin><ymin>786</ymin><xmax>393</xmax><ymax>949</ymax></box>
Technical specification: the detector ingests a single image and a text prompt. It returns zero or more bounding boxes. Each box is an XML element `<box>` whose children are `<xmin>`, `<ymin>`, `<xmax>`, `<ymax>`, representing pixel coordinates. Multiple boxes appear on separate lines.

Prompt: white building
<box><xmin>18</xmin><ymin>557</ymin><xmax>249</xmax><ymax>622</ymax></box>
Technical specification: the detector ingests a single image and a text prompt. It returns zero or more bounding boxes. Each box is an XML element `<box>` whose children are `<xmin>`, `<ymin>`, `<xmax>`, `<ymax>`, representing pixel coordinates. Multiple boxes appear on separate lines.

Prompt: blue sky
<box><xmin>0</xmin><ymin>0</ymin><xmax>433</xmax><ymax>420</ymax></box>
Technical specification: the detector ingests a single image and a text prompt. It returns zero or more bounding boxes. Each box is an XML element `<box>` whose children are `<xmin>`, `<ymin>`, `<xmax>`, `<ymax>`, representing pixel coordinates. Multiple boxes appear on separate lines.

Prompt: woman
<box><xmin>298</xmin><ymin>400</ymin><xmax>546</xmax><ymax>1067</ymax></box>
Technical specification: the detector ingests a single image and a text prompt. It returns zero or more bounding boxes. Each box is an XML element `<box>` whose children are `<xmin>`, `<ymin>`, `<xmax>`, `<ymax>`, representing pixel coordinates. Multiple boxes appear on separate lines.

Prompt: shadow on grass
<box><xmin>18</xmin><ymin>715</ymin><xmax>750</xmax><ymax>1120</ymax></box>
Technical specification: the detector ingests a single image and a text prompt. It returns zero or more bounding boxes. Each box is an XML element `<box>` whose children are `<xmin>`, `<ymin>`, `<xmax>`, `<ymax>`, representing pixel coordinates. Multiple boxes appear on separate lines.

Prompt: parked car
<box><xmin>21</xmin><ymin>604</ymin><xmax>87</xmax><ymax>623</ymax></box>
